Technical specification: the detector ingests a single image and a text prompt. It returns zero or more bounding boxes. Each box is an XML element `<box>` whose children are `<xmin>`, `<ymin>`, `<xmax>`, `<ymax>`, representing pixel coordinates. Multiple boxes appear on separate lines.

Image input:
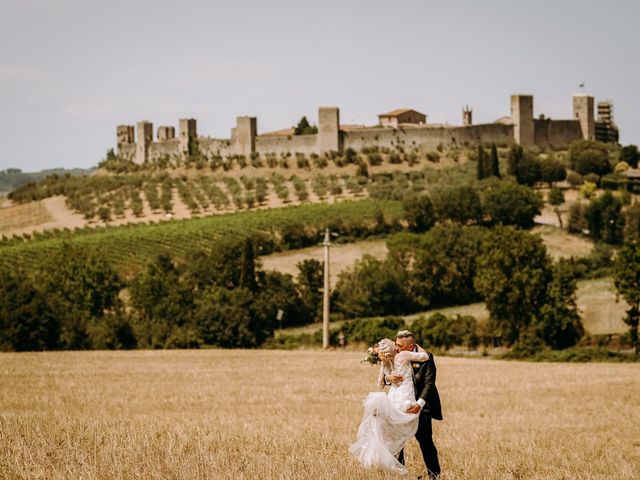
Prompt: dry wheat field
<box><xmin>1</xmin><ymin>350</ymin><xmax>639</xmax><ymax>480</ymax></box>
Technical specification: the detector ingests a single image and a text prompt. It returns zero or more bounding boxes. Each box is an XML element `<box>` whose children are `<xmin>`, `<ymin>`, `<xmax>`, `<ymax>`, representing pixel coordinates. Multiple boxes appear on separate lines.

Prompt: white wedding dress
<box><xmin>349</xmin><ymin>350</ymin><xmax>429</xmax><ymax>474</ymax></box>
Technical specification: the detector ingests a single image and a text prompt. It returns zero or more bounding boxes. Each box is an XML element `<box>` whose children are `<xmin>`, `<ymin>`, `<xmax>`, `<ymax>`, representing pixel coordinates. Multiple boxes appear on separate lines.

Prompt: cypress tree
<box><xmin>239</xmin><ymin>237</ymin><xmax>258</xmax><ymax>292</ymax></box>
<box><xmin>490</xmin><ymin>144</ymin><xmax>501</xmax><ymax>178</ymax></box>
<box><xmin>507</xmin><ymin>146</ymin><xmax>523</xmax><ymax>176</ymax></box>
<box><xmin>476</xmin><ymin>146</ymin><xmax>487</xmax><ymax>180</ymax></box>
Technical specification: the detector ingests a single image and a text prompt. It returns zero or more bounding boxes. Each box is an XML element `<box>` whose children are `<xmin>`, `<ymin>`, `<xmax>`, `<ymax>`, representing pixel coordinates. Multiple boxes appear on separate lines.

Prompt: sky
<box><xmin>0</xmin><ymin>0</ymin><xmax>638</xmax><ymax>171</ymax></box>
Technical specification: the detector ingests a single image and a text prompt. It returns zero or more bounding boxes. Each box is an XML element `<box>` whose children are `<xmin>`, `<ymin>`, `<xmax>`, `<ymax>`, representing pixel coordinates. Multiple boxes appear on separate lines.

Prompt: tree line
<box><xmin>0</xmin><ymin>239</ymin><xmax>326</xmax><ymax>352</ymax></box>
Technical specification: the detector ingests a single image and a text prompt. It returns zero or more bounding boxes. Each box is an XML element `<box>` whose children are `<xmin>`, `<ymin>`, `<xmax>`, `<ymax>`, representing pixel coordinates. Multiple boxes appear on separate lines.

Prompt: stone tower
<box><xmin>179</xmin><ymin>119</ymin><xmax>197</xmax><ymax>154</ymax></box>
<box><xmin>116</xmin><ymin>125</ymin><xmax>134</xmax><ymax>155</ymax></box>
<box><xmin>573</xmin><ymin>94</ymin><xmax>595</xmax><ymax>140</ymax></box>
<box><xmin>157</xmin><ymin>126</ymin><xmax>175</xmax><ymax>141</ymax></box>
<box><xmin>318</xmin><ymin>107</ymin><xmax>341</xmax><ymax>155</ymax></box>
<box><xmin>234</xmin><ymin>116</ymin><xmax>257</xmax><ymax>156</ymax></box>
<box><xmin>135</xmin><ymin>121</ymin><xmax>153</xmax><ymax>164</ymax></box>
<box><xmin>511</xmin><ymin>95</ymin><xmax>534</xmax><ymax>148</ymax></box>
<box><xmin>462</xmin><ymin>105</ymin><xmax>473</xmax><ymax>126</ymax></box>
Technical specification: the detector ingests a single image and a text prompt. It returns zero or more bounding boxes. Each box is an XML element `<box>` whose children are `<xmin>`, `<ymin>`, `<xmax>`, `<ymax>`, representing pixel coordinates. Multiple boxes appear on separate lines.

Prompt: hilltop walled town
<box><xmin>116</xmin><ymin>93</ymin><xmax>619</xmax><ymax>164</ymax></box>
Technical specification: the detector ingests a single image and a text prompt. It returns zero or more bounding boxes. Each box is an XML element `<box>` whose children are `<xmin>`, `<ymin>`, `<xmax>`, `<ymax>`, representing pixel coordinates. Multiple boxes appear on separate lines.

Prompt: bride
<box><xmin>349</xmin><ymin>338</ymin><xmax>429</xmax><ymax>475</ymax></box>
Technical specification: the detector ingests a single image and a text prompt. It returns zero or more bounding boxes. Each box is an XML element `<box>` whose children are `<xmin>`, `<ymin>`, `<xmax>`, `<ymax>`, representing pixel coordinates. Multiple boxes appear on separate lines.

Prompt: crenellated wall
<box><xmin>114</xmin><ymin>93</ymin><xmax>609</xmax><ymax>164</ymax></box>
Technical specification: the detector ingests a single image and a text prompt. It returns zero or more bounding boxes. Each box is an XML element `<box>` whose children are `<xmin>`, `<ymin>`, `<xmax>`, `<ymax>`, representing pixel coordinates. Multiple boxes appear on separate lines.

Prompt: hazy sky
<box><xmin>1</xmin><ymin>0</ymin><xmax>638</xmax><ymax>171</ymax></box>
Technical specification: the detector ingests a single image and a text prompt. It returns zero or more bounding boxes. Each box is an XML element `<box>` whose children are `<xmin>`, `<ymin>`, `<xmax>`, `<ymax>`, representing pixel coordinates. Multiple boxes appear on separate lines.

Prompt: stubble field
<box><xmin>1</xmin><ymin>350</ymin><xmax>638</xmax><ymax>479</ymax></box>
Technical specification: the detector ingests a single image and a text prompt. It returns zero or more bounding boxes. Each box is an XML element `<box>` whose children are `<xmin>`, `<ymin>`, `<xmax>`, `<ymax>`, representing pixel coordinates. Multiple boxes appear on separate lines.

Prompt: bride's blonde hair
<box><xmin>377</xmin><ymin>338</ymin><xmax>395</xmax><ymax>354</ymax></box>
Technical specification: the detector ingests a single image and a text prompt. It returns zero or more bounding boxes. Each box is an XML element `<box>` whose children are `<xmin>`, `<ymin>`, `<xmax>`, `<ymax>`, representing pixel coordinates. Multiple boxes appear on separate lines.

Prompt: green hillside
<box><xmin>0</xmin><ymin>199</ymin><xmax>403</xmax><ymax>274</ymax></box>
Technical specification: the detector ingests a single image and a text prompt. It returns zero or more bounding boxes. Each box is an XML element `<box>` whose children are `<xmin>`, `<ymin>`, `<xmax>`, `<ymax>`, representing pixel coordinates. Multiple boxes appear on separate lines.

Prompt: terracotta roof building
<box><xmin>378</xmin><ymin>109</ymin><xmax>426</xmax><ymax>128</ymax></box>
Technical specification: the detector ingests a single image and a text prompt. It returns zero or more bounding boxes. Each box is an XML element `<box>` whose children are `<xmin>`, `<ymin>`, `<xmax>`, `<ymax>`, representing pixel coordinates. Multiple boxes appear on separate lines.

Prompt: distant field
<box><xmin>577</xmin><ymin>278</ymin><xmax>629</xmax><ymax>335</ymax></box>
<box><xmin>0</xmin><ymin>200</ymin><xmax>52</xmax><ymax>234</ymax></box>
<box><xmin>1</xmin><ymin>350</ymin><xmax>638</xmax><ymax>479</ymax></box>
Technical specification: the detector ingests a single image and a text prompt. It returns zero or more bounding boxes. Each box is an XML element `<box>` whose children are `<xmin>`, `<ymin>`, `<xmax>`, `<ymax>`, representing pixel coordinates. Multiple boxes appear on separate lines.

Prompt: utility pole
<box><xmin>322</xmin><ymin>228</ymin><xmax>331</xmax><ymax>349</ymax></box>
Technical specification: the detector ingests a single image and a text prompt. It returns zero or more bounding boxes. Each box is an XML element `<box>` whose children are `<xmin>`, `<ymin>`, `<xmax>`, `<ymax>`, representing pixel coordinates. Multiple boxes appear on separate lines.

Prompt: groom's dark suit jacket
<box><xmin>411</xmin><ymin>349</ymin><xmax>443</xmax><ymax>421</ymax></box>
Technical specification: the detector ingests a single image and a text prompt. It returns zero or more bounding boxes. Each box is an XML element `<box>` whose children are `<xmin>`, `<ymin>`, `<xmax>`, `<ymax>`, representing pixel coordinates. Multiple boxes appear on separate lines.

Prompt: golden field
<box><xmin>1</xmin><ymin>350</ymin><xmax>639</xmax><ymax>479</ymax></box>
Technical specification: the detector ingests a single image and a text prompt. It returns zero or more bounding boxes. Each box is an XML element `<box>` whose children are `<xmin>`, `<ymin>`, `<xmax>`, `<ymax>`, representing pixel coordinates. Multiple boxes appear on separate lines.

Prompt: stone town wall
<box><xmin>533</xmin><ymin>120</ymin><xmax>583</xmax><ymax>150</ymax></box>
<box><xmin>343</xmin><ymin>124</ymin><xmax>515</xmax><ymax>152</ymax></box>
<box><xmin>199</xmin><ymin>138</ymin><xmax>232</xmax><ymax>157</ymax></box>
<box><xmin>255</xmin><ymin>134</ymin><xmax>318</xmax><ymax>156</ymax></box>
<box><xmin>116</xmin><ymin>94</ymin><xmax>607</xmax><ymax>163</ymax></box>
<box><xmin>149</xmin><ymin>139</ymin><xmax>180</xmax><ymax>159</ymax></box>
<box><xmin>118</xmin><ymin>144</ymin><xmax>136</xmax><ymax>161</ymax></box>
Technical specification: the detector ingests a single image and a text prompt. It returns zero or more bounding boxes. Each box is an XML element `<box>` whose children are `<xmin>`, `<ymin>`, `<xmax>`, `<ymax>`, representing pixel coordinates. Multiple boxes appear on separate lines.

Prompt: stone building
<box><xmin>378</xmin><ymin>109</ymin><xmax>427</xmax><ymax>128</ymax></box>
<box><xmin>115</xmin><ymin>93</ymin><xmax>617</xmax><ymax>164</ymax></box>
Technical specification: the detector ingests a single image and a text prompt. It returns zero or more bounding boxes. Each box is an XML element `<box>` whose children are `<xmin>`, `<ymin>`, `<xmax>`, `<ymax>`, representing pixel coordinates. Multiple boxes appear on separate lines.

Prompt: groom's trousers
<box><xmin>398</xmin><ymin>413</ymin><xmax>440</xmax><ymax>477</ymax></box>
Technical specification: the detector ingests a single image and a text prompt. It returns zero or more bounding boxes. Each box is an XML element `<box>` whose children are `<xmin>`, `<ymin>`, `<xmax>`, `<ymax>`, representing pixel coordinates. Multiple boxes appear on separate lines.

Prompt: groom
<box><xmin>386</xmin><ymin>329</ymin><xmax>442</xmax><ymax>479</ymax></box>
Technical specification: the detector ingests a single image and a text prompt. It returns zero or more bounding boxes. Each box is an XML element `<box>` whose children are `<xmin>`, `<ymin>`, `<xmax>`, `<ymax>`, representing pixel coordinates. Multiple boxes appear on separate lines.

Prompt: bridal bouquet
<box><xmin>361</xmin><ymin>346</ymin><xmax>381</xmax><ymax>365</ymax></box>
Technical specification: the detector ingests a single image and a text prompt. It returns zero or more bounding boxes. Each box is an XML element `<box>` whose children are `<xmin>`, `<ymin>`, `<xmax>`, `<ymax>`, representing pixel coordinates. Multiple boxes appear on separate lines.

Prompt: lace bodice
<box><xmin>377</xmin><ymin>351</ymin><xmax>429</xmax><ymax>411</ymax></box>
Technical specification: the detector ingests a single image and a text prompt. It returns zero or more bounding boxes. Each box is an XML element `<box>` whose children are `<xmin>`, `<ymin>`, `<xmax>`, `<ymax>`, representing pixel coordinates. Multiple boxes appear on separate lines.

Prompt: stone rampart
<box><xmin>256</xmin><ymin>134</ymin><xmax>317</xmax><ymax>156</ymax></box>
<box><xmin>534</xmin><ymin>119</ymin><xmax>582</xmax><ymax>149</ymax></box>
<box><xmin>343</xmin><ymin>123</ymin><xmax>514</xmax><ymax>152</ymax></box>
<box><xmin>115</xmin><ymin>93</ymin><xmax>608</xmax><ymax>164</ymax></box>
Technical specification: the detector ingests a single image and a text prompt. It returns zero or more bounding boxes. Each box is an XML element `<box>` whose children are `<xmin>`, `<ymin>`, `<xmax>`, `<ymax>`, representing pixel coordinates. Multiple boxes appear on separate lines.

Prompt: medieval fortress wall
<box><xmin>115</xmin><ymin>94</ymin><xmax>611</xmax><ymax>164</ymax></box>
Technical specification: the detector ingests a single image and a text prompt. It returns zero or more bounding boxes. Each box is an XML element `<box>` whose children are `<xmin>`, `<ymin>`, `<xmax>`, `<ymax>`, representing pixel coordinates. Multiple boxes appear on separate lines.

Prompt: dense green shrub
<box><xmin>0</xmin><ymin>268</ymin><xmax>60</xmax><ymax>351</ymax></box>
<box><xmin>334</xmin><ymin>255</ymin><xmax>414</xmax><ymax>318</ymax></box>
<box><xmin>342</xmin><ymin>316</ymin><xmax>407</xmax><ymax>345</ymax></box>
<box><xmin>585</xmin><ymin>191</ymin><xmax>624</xmax><ymax>244</ymax></box>
<box><xmin>388</xmin><ymin>226</ymin><xmax>486</xmax><ymax>308</ymax></box>
<box><xmin>568</xmin><ymin>140</ymin><xmax>612</xmax><ymax>177</ymax></box>
<box><xmin>412</xmin><ymin>313</ymin><xmax>479</xmax><ymax>350</ymax></box>
<box><xmin>433</xmin><ymin>185</ymin><xmax>483</xmax><ymax>224</ymax></box>
<box><xmin>481</xmin><ymin>180</ymin><xmax>542</xmax><ymax>228</ymax></box>
<box><xmin>402</xmin><ymin>194</ymin><xmax>436</xmax><ymax>232</ymax></box>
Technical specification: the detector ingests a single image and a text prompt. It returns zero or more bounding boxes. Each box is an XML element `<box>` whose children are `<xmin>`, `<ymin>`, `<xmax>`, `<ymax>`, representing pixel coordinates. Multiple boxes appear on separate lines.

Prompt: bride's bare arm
<box><xmin>376</xmin><ymin>361</ymin><xmax>392</xmax><ymax>389</ymax></box>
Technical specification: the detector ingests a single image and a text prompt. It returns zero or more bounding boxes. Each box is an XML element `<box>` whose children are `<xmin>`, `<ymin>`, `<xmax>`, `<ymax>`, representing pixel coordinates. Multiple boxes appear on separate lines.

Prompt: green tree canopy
<box><xmin>0</xmin><ymin>268</ymin><xmax>60</xmax><ymax>351</ymax></box>
<box><xmin>129</xmin><ymin>253</ymin><xmax>195</xmax><ymax>348</ymax></box>
<box><xmin>412</xmin><ymin>313</ymin><xmax>479</xmax><ymax>350</ymax></box>
<box><xmin>481</xmin><ymin>180</ymin><xmax>542</xmax><ymax>228</ymax></box>
<box><xmin>490</xmin><ymin>144</ymin><xmax>501</xmax><ymax>178</ymax></box>
<box><xmin>433</xmin><ymin>185</ymin><xmax>483</xmax><ymax>224</ymax></box>
<box><xmin>296</xmin><ymin>259</ymin><xmax>324</xmax><ymax>323</ymax></box>
<box><xmin>334</xmin><ymin>255</ymin><xmax>413</xmax><ymax>318</ymax></box>
<box><xmin>585</xmin><ymin>191</ymin><xmax>624</xmax><ymax>244</ymax></box>
<box><xmin>388</xmin><ymin>225</ymin><xmax>486</xmax><ymax>308</ymax></box>
<box><xmin>507</xmin><ymin>145</ymin><xmax>523</xmax><ymax>177</ymax></box>
<box><xmin>39</xmin><ymin>242</ymin><xmax>122</xmax><ymax>319</ymax></box>
<box><xmin>613</xmin><ymin>241</ymin><xmax>640</xmax><ymax>355</ymax></box>
<box><xmin>474</xmin><ymin>226</ymin><xmax>553</xmax><ymax>344</ymax></box>
<box><xmin>539</xmin><ymin>158</ymin><xmax>567</xmax><ymax>187</ymax></box>
<box><xmin>294</xmin><ymin>116</ymin><xmax>318</xmax><ymax>135</ymax></box>
<box><xmin>536</xmin><ymin>259</ymin><xmax>584</xmax><ymax>349</ymax></box>
<box><xmin>402</xmin><ymin>193</ymin><xmax>436</xmax><ymax>233</ymax></box>
<box><xmin>568</xmin><ymin>140</ymin><xmax>612</xmax><ymax>177</ymax></box>
<box><xmin>620</xmin><ymin>144</ymin><xmax>639</xmax><ymax>169</ymax></box>
<box><xmin>514</xmin><ymin>153</ymin><xmax>542</xmax><ymax>187</ymax></box>
<box><xmin>194</xmin><ymin>286</ymin><xmax>271</xmax><ymax>348</ymax></box>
